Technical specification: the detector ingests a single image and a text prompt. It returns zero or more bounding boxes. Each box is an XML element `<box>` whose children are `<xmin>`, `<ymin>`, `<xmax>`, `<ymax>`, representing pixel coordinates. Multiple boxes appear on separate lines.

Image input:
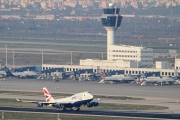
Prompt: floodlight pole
<box><xmin>13</xmin><ymin>50</ymin><xmax>14</xmax><ymax>69</ymax></box>
<box><xmin>42</xmin><ymin>51</ymin><xmax>43</xmax><ymax>65</ymax></box>
<box><xmin>5</xmin><ymin>45</ymin><xmax>7</xmax><ymax>67</ymax></box>
<box><xmin>71</xmin><ymin>52</ymin><xmax>72</xmax><ymax>65</ymax></box>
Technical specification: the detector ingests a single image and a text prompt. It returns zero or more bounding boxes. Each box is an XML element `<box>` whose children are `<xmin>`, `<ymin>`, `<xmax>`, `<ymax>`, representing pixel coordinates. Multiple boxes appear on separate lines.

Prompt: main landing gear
<box><xmin>76</xmin><ymin>107</ymin><xmax>80</xmax><ymax>111</ymax></box>
<box><xmin>62</xmin><ymin>107</ymin><xmax>80</xmax><ymax>111</ymax></box>
<box><xmin>62</xmin><ymin>107</ymin><xmax>67</xmax><ymax>111</ymax></box>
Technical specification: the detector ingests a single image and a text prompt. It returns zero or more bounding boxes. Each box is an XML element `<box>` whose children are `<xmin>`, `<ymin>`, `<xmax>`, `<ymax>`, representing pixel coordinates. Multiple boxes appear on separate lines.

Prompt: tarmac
<box><xmin>1</xmin><ymin>78</ymin><xmax>180</xmax><ymax>113</ymax></box>
<box><xmin>1</xmin><ymin>107</ymin><xmax>180</xmax><ymax>120</ymax></box>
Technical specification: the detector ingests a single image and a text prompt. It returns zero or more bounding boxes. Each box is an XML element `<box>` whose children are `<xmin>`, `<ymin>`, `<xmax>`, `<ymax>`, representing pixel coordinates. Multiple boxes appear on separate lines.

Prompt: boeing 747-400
<box><xmin>16</xmin><ymin>87</ymin><xmax>100</xmax><ymax>111</ymax></box>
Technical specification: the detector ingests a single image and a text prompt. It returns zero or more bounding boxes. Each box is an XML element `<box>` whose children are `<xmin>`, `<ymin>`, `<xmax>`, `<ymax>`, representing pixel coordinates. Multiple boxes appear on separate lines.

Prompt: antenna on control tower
<box><xmin>109</xmin><ymin>3</ymin><xmax>114</xmax><ymax>7</ymax></box>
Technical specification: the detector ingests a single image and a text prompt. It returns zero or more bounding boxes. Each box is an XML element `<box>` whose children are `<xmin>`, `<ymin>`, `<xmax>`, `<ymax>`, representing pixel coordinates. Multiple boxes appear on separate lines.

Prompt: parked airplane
<box><xmin>16</xmin><ymin>87</ymin><xmax>100</xmax><ymax>111</ymax></box>
<box><xmin>99</xmin><ymin>75</ymin><xmax>135</xmax><ymax>84</ymax></box>
<box><xmin>5</xmin><ymin>67</ymin><xmax>38</xmax><ymax>79</ymax></box>
<box><xmin>139</xmin><ymin>76</ymin><xmax>176</xmax><ymax>86</ymax></box>
<box><xmin>0</xmin><ymin>70</ymin><xmax>6</xmax><ymax>77</ymax></box>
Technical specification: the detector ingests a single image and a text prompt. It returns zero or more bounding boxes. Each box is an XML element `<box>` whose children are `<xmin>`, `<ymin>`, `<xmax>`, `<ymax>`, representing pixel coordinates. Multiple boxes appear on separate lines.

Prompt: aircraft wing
<box><xmin>143</xmin><ymin>79</ymin><xmax>157</xmax><ymax>82</ymax></box>
<box><xmin>144</xmin><ymin>80</ymin><xmax>155</xmax><ymax>83</ymax></box>
<box><xmin>104</xmin><ymin>78</ymin><xmax>123</xmax><ymax>81</ymax></box>
<box><xmin>16</xmin><ymin>98</ymin><xmax>41</xmax><ymax>104</ymax></box>
<box><xmin>16</xmin><ymin>98</ymin><xmax>73</xmax><ymax>105</ymax></box>
<box><xmin>91</xmin><ymin>98</ymin><xmax>101</xmax><ymax>103</ymax></box>
<box><xmin>16</xmin><ymin>98</ymin><xmax>57</xmax><ymax>104</ymax></box>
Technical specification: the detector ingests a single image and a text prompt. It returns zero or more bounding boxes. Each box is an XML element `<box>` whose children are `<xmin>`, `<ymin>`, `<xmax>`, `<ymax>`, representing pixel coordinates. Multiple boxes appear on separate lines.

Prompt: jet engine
<box><xmin>55</xmin><ymin>103</ymin><xmax>63</xmax><ymax>108</ymax></box>
<box><xmin>93</xmin><ymin>102</ymin><xmax>99</xmax><ymax>106</ymax></box>
<box><xmin>87</xmin><ymin>102</ymin><xmax>93</xmax><ymax>107</ymax></box>
<box><xmin>37</xmin><ymin>103</ymin><xmax>43</xmax><ymax>107</ymax></box>
<box><xmin>87</xmin><ymin>102</ymin><xmax>99</xmax><ymax>107</ymax></box>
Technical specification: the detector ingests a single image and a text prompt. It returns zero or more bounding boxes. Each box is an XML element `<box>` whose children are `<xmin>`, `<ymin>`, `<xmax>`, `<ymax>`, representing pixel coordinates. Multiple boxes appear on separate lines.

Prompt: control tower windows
<box><xmin>101</xmin><ymin>16</ymin><xmax>122</xmax><ymax>27</ymax></box>
<box><xmin>103</xmin><ymin>8</ymin><xmax>120</xmax><ymax>14</ymax></box>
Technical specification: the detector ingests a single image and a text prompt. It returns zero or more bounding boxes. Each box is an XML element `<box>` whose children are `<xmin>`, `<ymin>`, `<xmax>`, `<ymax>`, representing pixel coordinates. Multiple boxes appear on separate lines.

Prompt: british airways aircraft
<box><xmin>16</xmin><ymin>87</ymin><xmax>100</xmax><ymax>111</ymax></box>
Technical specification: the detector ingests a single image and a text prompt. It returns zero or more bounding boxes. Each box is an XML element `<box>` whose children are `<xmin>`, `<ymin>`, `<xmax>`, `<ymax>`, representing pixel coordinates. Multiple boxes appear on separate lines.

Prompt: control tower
<box><xmin>101</xmin><ymin>3</ymin><xmax>123</xmax><ymax>60</ymax></box>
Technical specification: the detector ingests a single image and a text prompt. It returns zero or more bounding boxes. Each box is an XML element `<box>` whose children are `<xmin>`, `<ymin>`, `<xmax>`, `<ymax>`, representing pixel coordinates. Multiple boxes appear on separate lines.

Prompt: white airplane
<box><xmin>99</xmin><ymin>75</ymin><xmax>135</xmax><ymax>84</ymax></box>
<box><xmin>139</xmin><ymin>77</ymin><xmax>175</xmax><ymax>86</ymax></box>
<box><xmin>16</xmin><ymin>87</ymin><xmax>100</xmax><ymax>111</ymax></box>
<box><xmin>5</xmin><ymin>67</ymin><xmax>38</xmax><ymax>79</ymax></box>
<box><xmin>0</xmin><ymin>70</ymin><xmax>6</xmax><ymax>77</ymax></box>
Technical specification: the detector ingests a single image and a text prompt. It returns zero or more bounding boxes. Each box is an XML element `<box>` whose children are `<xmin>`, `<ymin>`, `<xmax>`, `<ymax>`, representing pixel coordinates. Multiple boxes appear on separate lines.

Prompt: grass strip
<box><xmin>0</xmin><ymin>112</ymin><xmax>154</xmax><ymax>120</ymax></box>
<box><xmin>0</xmin><ymin>91</ymin><xmax>144</xmax><ymax>100</ymax></box>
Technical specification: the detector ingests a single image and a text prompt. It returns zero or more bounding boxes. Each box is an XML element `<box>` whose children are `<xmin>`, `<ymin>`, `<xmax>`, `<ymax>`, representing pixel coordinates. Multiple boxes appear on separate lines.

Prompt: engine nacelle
<box><xmin>87</xmin><ymin>102</ymin><xmax>93</xmax><ymax>107</ymax></box>
<box><xmin>93</xmin><ymin>102</ymin><xmax>99</xmax><ymax>107</ymax></box>
<box><xmin>87</xmin><ymin>102</ymin><xmax>99</xmax><ymax>107</ymax></box>
<box><xmin>37</xmin><ymin>103</ymin><xmax>43</xmax><ymax>107</ymax></box>
<box><xmin>55</xmin><ymin>103</ymin><xmax>63</xmax><ymax>108</ymax></box>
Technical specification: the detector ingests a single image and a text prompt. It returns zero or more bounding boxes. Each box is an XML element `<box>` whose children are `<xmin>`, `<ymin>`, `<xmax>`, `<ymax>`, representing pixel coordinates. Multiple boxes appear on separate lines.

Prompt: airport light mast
<box><xmin>101</xmin><ymin>3</ymin><xmax>123</xmax><ymax>60</ymax></box>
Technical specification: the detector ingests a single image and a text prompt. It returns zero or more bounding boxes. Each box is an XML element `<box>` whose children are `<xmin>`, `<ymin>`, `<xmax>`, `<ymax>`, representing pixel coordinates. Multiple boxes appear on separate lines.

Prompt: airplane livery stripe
<box><xmin>46</xmin><ymin>96</ymin><xmax>52</xmax><ymax>102</ymax></box>
<box><xmin>43</xmin><ymin>89</ymin><xmax>50</xmax><ymax>95</ymax></box>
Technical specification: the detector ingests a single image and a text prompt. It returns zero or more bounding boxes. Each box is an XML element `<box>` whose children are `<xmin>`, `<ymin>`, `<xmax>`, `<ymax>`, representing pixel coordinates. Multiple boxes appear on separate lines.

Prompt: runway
<box><xmin>0</xmin><ymin>107</ymin><xmax>179</xmax><ymax>119</ymax></box>
<box><xmin>0</xmin><ymin>78</ymin><xmax>180</xmax><ymax>99</ymax></box>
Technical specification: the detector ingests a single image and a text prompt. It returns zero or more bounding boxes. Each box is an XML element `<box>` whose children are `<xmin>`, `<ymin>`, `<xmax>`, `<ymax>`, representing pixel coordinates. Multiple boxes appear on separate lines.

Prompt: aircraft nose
<box><xmin>90</xmin><ymin>94</ymin><xmax>94</xmax><ymax>99</ymax></box>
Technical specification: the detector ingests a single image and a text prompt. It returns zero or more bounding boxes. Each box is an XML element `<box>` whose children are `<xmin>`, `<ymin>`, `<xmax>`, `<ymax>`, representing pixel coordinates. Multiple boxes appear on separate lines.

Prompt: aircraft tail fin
<box><xmin>4</xmin><ymin>67</ymin><xmax>14</xmax><ymax>77</ymax></box>
<box><xmin>43</xmin><ymin>87</ymin><xmax>54</xmax><ymax>102</ymax></box>
<box><xmin>141</xmin><ymin>73</ymin><xmax>146</xmax><ymax>78</ymax></box>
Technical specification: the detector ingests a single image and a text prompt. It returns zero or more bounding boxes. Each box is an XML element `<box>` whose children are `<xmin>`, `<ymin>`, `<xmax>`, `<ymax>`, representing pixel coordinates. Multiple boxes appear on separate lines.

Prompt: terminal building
<box><xmin>42</xmin><ymin>3</ymin><xmax>180</xmax><ymax>77</ymax></box>
<box><xmin>107</xmin><ymin>45</ymin><xmax>153</xmax><ymax>67</ymax></box>
<box><xmin>175</xmin><ymin>59</ymin><xmax>180</xmax><ymax>69</ymax></box>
